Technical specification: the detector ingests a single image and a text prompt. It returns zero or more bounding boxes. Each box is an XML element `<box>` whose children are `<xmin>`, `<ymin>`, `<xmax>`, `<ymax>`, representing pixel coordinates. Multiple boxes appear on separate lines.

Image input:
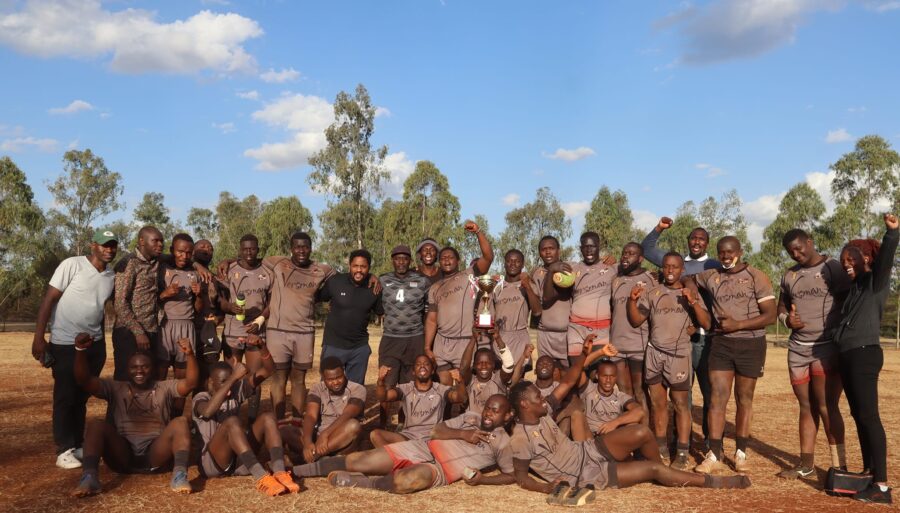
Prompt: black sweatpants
<box><xmin>50</xmin><ymin>342</ymin><xmax>105</xmax><ymax>454</ymax></box>
<box><xmin>839</xmin><ymin>345</ymin><xmax>887</xmax><ymax>483</ymax></box>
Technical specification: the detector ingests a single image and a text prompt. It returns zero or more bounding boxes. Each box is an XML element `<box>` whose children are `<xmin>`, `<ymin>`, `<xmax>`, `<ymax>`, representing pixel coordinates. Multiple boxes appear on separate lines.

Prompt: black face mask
<box><xmin>193</xmin><ymin>252</ymin><xmax>212</xmax><ymax>267</ymax></box>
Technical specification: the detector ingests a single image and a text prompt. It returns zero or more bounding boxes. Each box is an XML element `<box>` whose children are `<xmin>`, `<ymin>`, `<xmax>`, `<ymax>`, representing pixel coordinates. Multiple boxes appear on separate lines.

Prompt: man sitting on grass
<box><xmin>72</xmin><ymin>334</ymin><xmax>197</xmax><ymax>497</ymax></box>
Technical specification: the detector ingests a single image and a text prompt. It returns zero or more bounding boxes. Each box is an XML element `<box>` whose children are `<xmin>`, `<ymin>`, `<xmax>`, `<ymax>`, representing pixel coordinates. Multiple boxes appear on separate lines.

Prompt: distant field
<box><xmin>1</xmin><ymin>329</ymin><xmax>896</xmax><ymax>512</ymax></box>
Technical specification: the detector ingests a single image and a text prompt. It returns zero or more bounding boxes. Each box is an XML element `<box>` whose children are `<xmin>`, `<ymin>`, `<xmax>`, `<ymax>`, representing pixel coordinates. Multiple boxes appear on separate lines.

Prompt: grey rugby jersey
<box><xmin>379</xmin><ymin>271</ymin><xmax>431</xmax><ymax>337</ymax></box>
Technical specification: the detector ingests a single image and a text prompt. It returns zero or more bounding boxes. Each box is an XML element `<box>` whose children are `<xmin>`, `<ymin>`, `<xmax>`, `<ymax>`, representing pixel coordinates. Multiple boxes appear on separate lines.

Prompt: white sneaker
<box><xmin>56</xmin><ymin>448</ymin><xmax>82</xmax><ymax>469</ymax></box>
<box><xmin>734</xmin><ymin>449</ymin><xmax>749</xmax><ymax>473</ymax></box>
<box><xmin>74</xmin><ymin>447</ymin><xmax>83</xmax><ymax>461</ymax></box>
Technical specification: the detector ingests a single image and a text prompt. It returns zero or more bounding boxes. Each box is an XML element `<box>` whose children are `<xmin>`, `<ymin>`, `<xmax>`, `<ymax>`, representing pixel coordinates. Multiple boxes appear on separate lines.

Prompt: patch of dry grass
<box><xmin>1</xmin><ymin>330</ymin><xmax>896</xmax><ymax>512</ymax></box>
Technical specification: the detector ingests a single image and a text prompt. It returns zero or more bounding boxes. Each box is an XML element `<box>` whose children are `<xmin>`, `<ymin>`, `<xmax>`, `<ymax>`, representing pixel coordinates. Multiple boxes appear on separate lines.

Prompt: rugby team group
<box><xmin>31</xmin><ymin>213</ymin><xmax>898</xmax><ymax>505</ymax></box>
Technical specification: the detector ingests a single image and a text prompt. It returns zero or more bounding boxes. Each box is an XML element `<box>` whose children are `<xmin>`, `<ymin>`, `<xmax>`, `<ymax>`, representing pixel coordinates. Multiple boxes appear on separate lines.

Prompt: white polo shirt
<box><xmin>49</xmin><ymin>256</ymin><xmax>115</xmax><ymax>344</ymax></box>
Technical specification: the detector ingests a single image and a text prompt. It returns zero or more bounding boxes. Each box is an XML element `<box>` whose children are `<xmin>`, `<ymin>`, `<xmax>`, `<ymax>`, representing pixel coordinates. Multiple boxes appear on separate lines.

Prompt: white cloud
<box><xmin>382</xmin><ymin>152</ymin><xmax>416</xmax><ymax>197</ymax></box>
<box><xmin>805</xmin><ymin>170</ymin><xmax>837</xmax><ymax>212</ymax></box>
<box><xmin>0</xmin><ymin>136</ymin><xmax>58</xmax><ymax>153</ymax></box>
<box><xmin>561</xmin><ymin>201</ymin><xmax>590</xmax><ymax>219</ymax></box>
<box><xmin>542</xmin><ymin>146</ymin><xmax>596</xmax><ymax>162</ymax></box>
<box><xmin>48</xmin><ymin>99</ymin><xmax>94</xmax><ymax>115</ymax></box>
<box><xmin>695</xmin><ymin>162</ymin><xmax>726</xmax><ymax>177</ymax></box>
<box><xmin>0</xmin><ymin>1</ymin><xmax>263</xmax><ymax>74</ymax></box>
<box><xmin>212</xmin><ymin>121</ymin><xmax>236</xmax><ymax>134</ymax></box>
<box><xmin>864</xmin><ymin>1</ymin><xmax>900</xmax><ymax>11</ymax></box>
<box><xmin>825</xmin><ymin>128</ymin><xmax>853</xmax><ymax>143</ymax></box>
<box><xmin>375</xmin><ymin>106</ymin><xmax>392</xmax><ymax>118</ymax></box>
<box><xmin>657</xmin><ymin>0</ymin><xmax>843</xmax><ymax>65</ymax></box>
<box><xmin>243</xmin><ymin>93</ymin><xmax>334</xmax><ymax>170</ymax></box>
<box><xmin>632</xmin><ymin>209</ymin><xmax>660</xmax><ymax>233</ymax></box>
<box><xmin>847</xmin><ymin>105</ymin><xmax>867</xmax><ymax>113</ymax></box>
<box><xmin>502</xmin><ymin>193</ymin><xmax>521</xmax><ymax>206</ymax></box>
<box><xmin>260</xmin><ymin>67</ymin><xmax>300</xmax><ymax>83</ymax></box>
<box><xmin>236</xmin><ymin>90</ymin><xmax>259</xmax><ymax>100</ymax></box>
<box><xmin>744</xmin><ymin>192</ymin><xmax>785</xmax><ymax>225</ymax></box>
<box><xmin>67</xmin><ymin>139</ymin><xmax>79</xmax><ymax>149</ymax></box>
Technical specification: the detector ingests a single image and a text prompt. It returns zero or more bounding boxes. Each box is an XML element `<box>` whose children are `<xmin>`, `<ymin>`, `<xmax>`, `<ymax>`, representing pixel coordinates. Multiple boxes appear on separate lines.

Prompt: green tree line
<box><xmin>2</xmin><ymin>85</ymin><xmax>899</xmax><ymax>338</ymax></box>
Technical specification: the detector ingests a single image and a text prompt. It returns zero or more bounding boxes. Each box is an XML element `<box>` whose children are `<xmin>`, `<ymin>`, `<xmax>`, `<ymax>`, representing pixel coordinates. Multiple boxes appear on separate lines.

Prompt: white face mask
<box><xmin>722</xmin><ymin>257</ymin><xmax>740</xmax><ymax>270</ymax></box>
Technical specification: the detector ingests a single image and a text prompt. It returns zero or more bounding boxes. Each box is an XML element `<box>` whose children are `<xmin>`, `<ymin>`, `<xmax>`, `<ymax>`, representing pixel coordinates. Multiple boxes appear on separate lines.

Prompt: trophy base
<box><xmin>475</xmin><ymin>314</ymin><xmax>494</xmax><ymax>330</ymax></box>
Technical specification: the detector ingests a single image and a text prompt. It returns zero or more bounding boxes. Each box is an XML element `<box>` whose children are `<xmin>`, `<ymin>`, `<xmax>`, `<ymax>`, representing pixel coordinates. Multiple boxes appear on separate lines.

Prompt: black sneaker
<box><xmin>777</xmin><ymin>465</ymin><xmax>815</xmax><ymax>480</ymax></box>
<box><xmin>854</xmin><ymin>484</ymin><xmax>892</xmax><ymax>505</ymax></box>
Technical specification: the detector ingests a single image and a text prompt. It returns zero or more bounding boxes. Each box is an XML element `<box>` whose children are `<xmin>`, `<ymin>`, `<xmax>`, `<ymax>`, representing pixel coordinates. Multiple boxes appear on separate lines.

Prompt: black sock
<box><xmin>269</xmin><ymin>446</ymin><xmax>286</xmax><ymax>473</ymax></box>
<box><xmin>800</xmin><ymin>452</ymin><xmax>814</xmax><ymax>469</ymax></box>
<box><xmin>709</xmin><ymin>438</ymin><xmax>724</xmax><ymax>460</ymax></box>
<box><xmin>736</xmin><ymin>436</ymin><xmax>749</xmax><ymax>453</ymax></box>
<box><xmin>173</xmin><ymin>450</ymin><xmax>189</xmax><ymax>473</ymax></box>
<box><xmin>83</xmin><ymin>455</ymin><xmax>100</xmax><ymax>474</ymax></box>
<box><xmin>372</xmin><ymin>474</ymin><xmax>396</xmax><ymax>492</ymax></box>
<box><xmin>293</xmin><ymin>456</ymin><xmax>346</xmax><ymax>477</ymax></box>
<box><xmin>656</xmin><ymin>437</ymin><xmax>668</xmax><ymax>450</ymax></box>
<box><xmin>676</xmin><ymin>442</ymin><xmax>690</xmax><ymax>454</ymax></box>
<box><xmin>239</xmin><ymin>450</ymin><xmax>267</xmax><ymax>480</ymax></box>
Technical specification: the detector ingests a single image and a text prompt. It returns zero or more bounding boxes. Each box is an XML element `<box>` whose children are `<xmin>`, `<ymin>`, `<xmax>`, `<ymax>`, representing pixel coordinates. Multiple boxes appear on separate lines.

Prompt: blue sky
<box><xmin>2</xmin><ymin>0</ymin><xmax>899</xmax><ymax>250</ymax></box>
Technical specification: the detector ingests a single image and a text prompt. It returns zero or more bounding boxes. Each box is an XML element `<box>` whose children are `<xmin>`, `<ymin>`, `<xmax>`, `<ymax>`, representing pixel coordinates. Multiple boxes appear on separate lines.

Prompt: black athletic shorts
<box><xmin>708</xmin><ymin>335</ymin><xmax>767</xmax><ymax>378</ymax></box>
<box><xmin>379</xmin><ymin>334</ymin><xmax>425</xmax><ymax>386</ymax></box>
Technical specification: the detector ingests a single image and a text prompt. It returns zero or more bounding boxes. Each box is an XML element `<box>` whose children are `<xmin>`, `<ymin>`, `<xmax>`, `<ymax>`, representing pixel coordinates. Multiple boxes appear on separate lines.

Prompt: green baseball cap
<box><xmin>92</xmin><ymin>228</ymin><xmax>118</xmax><ymax>245</ymax></box>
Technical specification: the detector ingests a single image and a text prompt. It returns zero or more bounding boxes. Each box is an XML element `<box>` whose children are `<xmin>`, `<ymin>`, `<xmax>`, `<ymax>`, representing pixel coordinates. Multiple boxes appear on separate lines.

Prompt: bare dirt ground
<box><xmin>1</xmin><ymin>329</ymin><xmax>897</xmax><ymax>512</ymax></box>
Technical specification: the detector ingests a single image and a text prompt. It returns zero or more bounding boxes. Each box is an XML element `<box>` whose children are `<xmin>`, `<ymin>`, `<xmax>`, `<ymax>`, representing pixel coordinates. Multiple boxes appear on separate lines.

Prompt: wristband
<box><xmin>778</xmin><ymin>312</ymin><xmax>788</xmax><ymax>328</ymax></box>
<box><xmin>498</xmin><ymin>347</ymin><xmax>515</xmax><ymax>373</ymax></box>
<box><xmin>252</xmin><ymin>315</ymin><xmax>266</xmax><ymax>328</ymax></box>
<box><xmin>75</xmin><ymin>345</ymin><xmax>87</xmax><ymax>352</ymax></box>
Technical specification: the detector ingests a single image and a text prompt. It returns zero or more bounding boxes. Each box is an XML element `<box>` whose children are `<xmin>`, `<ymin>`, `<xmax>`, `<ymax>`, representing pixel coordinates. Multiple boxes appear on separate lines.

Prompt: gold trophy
<box><xmin>474</xmin><ymin>275</ymin><xmax>500</xmax><ymax>329</ymax></box>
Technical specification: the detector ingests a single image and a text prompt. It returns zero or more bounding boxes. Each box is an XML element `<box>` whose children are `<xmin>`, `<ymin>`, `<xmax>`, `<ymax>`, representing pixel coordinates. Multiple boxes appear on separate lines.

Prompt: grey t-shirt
<box><xmin>49</xmin><ymin>256</ymin><xmax>115</xmax><ymax>344</ymax></box>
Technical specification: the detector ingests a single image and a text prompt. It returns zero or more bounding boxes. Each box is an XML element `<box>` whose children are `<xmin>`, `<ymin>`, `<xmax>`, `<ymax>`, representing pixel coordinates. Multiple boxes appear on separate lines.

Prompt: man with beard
<box><xmin>71</xmin><ymin>336</ymin><xmax>198</xmax><ymax>496</ymax></box>
<box><xmin>692</xmin><ymin>237</ymin><xmax>776</xmax><ymax>474</ymax></box>
<box><xmin>293</xmin><ymin>395</ymin><xmax>517</xmax><ymax>494</ymax></box>
<box><xmin>370</xmin><ymin>355</ymin><xmax>466</xmax><ymax>447</ymax></box>
<box><xmin>776</xmin><ymin>229</ymin><xmax>848</xmax><ymax>478</ymax></box>
<box><xmin>424</xmin><ymin>220</ymin><xmax>493</xmax><ymax>386</ymax></box>
<box><xmin>32</xmin><ymin>229</ymin><xmax>118</xmax><ymax>469</ymax></box>
<box><xmin>113</xmin><ymin>226</ymin><xmax>164</xmax><ymax>381</ymax></box>
<box><xmin>628</xmin><ymin>252</ymin><xmax>711</xmax><ymax>469</ymax></box>
<box><xmin>490</xmin><ymin>249</ymin><xmax>541</xmax><ymax>364</ymax></box>
<box><xmin>378</xmin><ymin>245</ymin><xmax>432</xmax><ymax>426</ymax></box>
<box><xmin>642</xmin><ymin>217</ymin><xmax>721</xmax><ymax>448</ymax></box>
<box><xmin>319</xmin><ymin>249</ymin><xmax>384</xmax><ymax>385</ymax></box>
<box><xmin>609</xmin><ymin>242</ymin><xmax>655</xmax><ymax>423</ymax></box>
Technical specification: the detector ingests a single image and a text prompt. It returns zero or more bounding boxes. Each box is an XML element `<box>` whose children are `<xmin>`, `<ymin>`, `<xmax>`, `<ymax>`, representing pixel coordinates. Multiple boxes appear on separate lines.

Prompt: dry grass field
<box><xmin>1</xmin><ymin>329</ymin><xmax>897</xmax><ymax>512</ymax></box>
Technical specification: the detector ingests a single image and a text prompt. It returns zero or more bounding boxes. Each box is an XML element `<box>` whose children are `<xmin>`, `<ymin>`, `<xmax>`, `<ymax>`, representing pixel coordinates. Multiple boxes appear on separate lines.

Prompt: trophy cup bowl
<box><xmin>475</xmin><ymin>275</ymin><xmax>499</xmax><ymax>329</ymax></box>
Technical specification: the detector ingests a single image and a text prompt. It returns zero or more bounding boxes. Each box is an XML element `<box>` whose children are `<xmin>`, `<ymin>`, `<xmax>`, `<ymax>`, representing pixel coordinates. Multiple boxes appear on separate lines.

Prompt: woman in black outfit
<box><xmin>834</xmin><ymin>213</ymin><xmax>898</xmax><ymax>504</ymax></box>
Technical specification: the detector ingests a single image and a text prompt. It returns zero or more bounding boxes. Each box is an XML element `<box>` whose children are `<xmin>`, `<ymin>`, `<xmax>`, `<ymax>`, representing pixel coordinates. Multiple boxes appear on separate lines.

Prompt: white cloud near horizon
<box><xmin>48</xmin><ymin>99</ymin><xmax>94</xmax><ymax>115</ymax></box>
<box><xmin>542</xmin><ymin>146</ymin><xmax>596</xmax><ymax>162</ymax></box>
<box><xmin>260</xmin><ymin>67</ymin><xmax>300</xmax><ymax>83</ymax></box>
<box><xmin>0</xmin><ymin>0</ymin><xmax>263</xmax><ymax>74</ymax></box>
<box><xmin>825</xmin><ymin>128</ymin><xmax>853</xmax><ymax>143</ymax></box>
